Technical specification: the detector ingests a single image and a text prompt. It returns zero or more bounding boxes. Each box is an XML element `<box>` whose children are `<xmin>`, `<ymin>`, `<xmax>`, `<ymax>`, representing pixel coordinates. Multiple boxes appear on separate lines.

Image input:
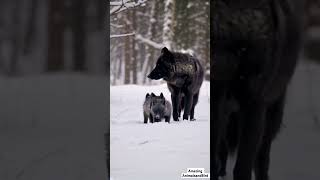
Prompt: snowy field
<box><xmin>0</xmin><ymin>74</ymin><xmax>107</xmax><ymax>180</ymax></box>
<box><xmin>110</xmin><ymin>81</ymin><xmax>210</xmax><ymax>180</ymax></box>
<box><xmin>1</xmin><ymin>59</ymin><xmax>320</xmax><ymax>180</ymax></box>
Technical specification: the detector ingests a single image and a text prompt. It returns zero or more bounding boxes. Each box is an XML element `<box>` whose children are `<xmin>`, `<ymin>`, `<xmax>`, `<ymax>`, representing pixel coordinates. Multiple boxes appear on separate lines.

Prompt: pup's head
<box><xmin>150</xmin><ymin>93</ymin><xmax>166</xmax><ymax>122</ymax></box>
<box><xmin>147</xmin><ymin>47</ymin><xmax>175</xmax><ymax>81</ymax></box>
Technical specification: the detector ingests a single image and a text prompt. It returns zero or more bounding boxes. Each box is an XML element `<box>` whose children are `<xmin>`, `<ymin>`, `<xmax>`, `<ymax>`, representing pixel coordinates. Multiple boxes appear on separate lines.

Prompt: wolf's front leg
<box><xmin>183</xmin><ymin>92</ymin><xmax>193</xmax><ymax>120</ymax></box>
<box><xmin>171</xmin><ymin>92</ymin><xmax>181</xmax><ymax>121</ymax></box>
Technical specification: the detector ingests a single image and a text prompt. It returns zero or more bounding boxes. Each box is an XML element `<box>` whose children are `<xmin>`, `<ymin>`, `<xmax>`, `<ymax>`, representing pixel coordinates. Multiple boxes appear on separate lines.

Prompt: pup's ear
<box><xmin>146</xmin><ymin>93</ymin><xmax>150</xmax><ymax>98</ymax></box>
<box><xmin>160</xmin><ymin>93</ymin><xmax>164</xmax><ymax>98</ymax></box>
<box><xmin>151</xmin><ymin>93</ymin><xmax>156</xmax><ymax>97</ymax></box>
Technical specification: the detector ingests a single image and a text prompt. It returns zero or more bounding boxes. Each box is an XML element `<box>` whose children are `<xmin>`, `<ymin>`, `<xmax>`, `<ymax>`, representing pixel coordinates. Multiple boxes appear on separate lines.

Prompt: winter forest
<box><xmin>110</xmin><ymin>0</ymin><xmax>210</xmax><ymax>85</ymax></box>
<box><xmin>0</xmin><ymin>0</ymin><xmax>106</xmax><ymax>75</ymax></box>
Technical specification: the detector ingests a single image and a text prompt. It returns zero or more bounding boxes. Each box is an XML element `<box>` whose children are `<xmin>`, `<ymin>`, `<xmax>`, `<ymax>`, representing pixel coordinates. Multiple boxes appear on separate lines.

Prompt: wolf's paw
<box><xmin>190</xmin><ymin>118</ymin><xmax>196</xmax><ymax>121</ymax></box>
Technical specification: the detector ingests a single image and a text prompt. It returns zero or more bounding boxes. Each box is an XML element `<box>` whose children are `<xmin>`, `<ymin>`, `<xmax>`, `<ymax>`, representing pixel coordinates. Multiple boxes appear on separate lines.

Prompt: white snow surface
<box><xmin>1</xmin><ymin>59</ymin><xmax>320</xmax><ymax>180</ymax></box>
<box><xmin>110</xmin><ymin>81</ymin><xmax>211</xmax><ymax>180</ymax></box>
<box><xmin>0</xmin><ymin>74</ymin><xmax>107</xmax><ymax>180</ymax></box>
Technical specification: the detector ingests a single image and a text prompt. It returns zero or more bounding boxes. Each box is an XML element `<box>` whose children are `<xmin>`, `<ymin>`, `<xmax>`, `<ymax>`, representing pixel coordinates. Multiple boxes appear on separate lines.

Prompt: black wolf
<box><xmin>212</xmin><ymin>0</ymin><xmax>304</xmax><ymax>180</ymax></box>
<box><xmin>147</xmin><ymin>47</ymin><xmax>204</xmax><ymax>121</ymax></box>
<box><xmin>143</xmin><ymin>93</ymin><xmax>171</xmax><ymax>123</ymax></box>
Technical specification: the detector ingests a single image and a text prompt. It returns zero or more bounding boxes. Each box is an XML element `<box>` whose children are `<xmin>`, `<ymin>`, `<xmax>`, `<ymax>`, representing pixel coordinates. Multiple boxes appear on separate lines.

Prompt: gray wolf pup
<box><xmin>143</xmin><ymin>93</ymin><xmax>172</xmax><ymax>123</ymax></box>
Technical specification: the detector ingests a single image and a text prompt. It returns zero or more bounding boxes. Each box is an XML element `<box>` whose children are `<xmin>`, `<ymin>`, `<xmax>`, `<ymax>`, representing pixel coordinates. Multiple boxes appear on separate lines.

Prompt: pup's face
<box><xmin>151</xmin><ymin>104</ymin><xmax>165</xmax><ymax>122</ymax></box>
<box><xmin>150</xmin><ymin>93</ymin><xmax>166</xmax><ymax>122</ymax></box>
<box><xmin>147</xmin><ymin>47</ymin><xmax>174</xmax><ymax>81</ymax></box>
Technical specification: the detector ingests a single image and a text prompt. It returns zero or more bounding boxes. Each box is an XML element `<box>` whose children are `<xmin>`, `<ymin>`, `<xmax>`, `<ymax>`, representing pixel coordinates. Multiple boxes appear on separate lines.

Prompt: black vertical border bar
<box><xmin>209</xmin><ymin>0</ymin><xmax>213</xmax><ymax>175</ymax></box>
<box><xmin>106</xmin><ymin>1</ymin><xmax>110</xmax><ymax>179</ymax></box>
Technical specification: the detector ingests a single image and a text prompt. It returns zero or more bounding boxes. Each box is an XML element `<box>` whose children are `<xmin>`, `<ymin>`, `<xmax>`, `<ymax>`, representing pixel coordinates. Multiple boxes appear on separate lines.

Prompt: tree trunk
<box><xmin>47</xmin><ymin>0</ymin><xmax>65</xmax><ymax>71</ymax></box>
<box><xmin>9</xmin><ymin>0</ymin><xmax>21</xmax><ymax>75</ymax></box>
<box><xmin>131</xmin><ymin>10</ymin><xmax>137</xmax><ymax>84</ymax></box>
<box><xmin>124</xmin><ymin>13</ymin><xmax>131</xmax><ymax>84</ymax></box>
<box><xmin>72</xmin><ymin>0</ymin><xmax>86</xmax><ymax>72</ymax></box>
<box><xmin>142</xmin><ymin>0</ymin><xmax>157</xmax><ymax>84</ymax></box>
<box><xmin>163</xmin><ymin>0</ymin><xmax>175</xmax><ymax>50</ymax></box>
<box><xmin>24</xmin><ymin>0</ymin><xmax>38</xmax><ymax>55</ymax></box>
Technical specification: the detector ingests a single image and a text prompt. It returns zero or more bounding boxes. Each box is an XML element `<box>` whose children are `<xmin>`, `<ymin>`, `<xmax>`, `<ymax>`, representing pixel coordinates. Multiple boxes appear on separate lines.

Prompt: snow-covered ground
<box><xmin>110</xmin><ymin>82</ymin><xmax>210</xmax><ymax>180</ymax></box>
<box><xmin>1</xmin><ymin>59</ymin><xmax>320</xmax><ymax>180</ymax></box>
<box><xmin>0</xmin><ymin>74</ymin><xmax>107</xmax><ymax>180</ymax></box>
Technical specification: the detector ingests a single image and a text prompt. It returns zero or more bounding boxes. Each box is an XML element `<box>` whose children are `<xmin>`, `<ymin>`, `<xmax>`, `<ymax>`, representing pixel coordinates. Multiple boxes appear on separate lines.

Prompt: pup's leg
<box><xmin>150</xmin><ymin>114</ymin><xmax>154</xmax><ymax>123</ymax></box>
<box><xmin>144</xmin><ymin>113</ymin><xmax>148</xmax><ymax>124</ymax></box>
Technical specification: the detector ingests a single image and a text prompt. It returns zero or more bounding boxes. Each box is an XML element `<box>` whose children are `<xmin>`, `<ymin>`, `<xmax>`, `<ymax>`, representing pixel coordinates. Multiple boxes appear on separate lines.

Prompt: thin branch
<box><xmin>110</xmin><ymin>0</ymin><xmax>148</xmax><ymax>15</ymax></box>
<box><xmin>110</xmin><ymin>23</ymin><xmax>125</xmax><ymax>28</ymax></box>
<box><xmin>110</xmin><ymin>32</ymin><xmax>135</xmax><ymax>38</ymax></box>
<box><xmin>135</xmin><ymin>34</ymin><xmax>163</xmax><ymax>49</ymax></box>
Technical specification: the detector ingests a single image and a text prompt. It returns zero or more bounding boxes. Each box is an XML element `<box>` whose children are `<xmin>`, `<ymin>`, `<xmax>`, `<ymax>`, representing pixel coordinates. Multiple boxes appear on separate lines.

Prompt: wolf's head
<box><xmin>147</xmin><ymin>47</ymin><xmax>175</xmax><ymax>81</ymax></box>
<box><xmin>150</xmin><ymin>93</ymin><xmax>166</xmax><ymax>122</ymax></box>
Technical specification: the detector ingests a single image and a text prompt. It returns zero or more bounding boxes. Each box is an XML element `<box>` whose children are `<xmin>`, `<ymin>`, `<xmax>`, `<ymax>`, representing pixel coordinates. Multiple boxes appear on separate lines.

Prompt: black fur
<box><xmin>212</xmin><ymin>0</ymin><xmax>304</xmax><ymax>180</ymax></box>
<box><xmin>148</xmin><ymin>47</ymin><xmax>204</xmax><ymax>121</ymax></box>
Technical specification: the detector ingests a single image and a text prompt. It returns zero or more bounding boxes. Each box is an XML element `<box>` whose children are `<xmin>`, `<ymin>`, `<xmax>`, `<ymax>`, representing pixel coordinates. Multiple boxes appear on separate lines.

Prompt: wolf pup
<box><xmin>150</xmin><ymin>93</ymin><xmax>172</xmax><ymax>123</ymax></box>
<box><xmin>147</xmin><ymin>47</ymin><xmax>204</xmax><ymax>121</ymax></box>
<box><xmin>143</xmin><ymin>93</ymin><xmax>171</xmax><ymax>123</ymax></box>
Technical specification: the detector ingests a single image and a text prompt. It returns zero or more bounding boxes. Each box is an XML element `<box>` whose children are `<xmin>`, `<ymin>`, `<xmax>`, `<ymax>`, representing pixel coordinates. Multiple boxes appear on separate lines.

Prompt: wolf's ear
<box><xmin>161</xmin><ymin>47</ymin><xmax>174</xmax><ymax>61</ymax></box>
<box><xmin>160</xmin><ymin>93</ymin><xmax>164</xmax><ymax>98</ymax></box>
<box><xmin>151</xmin><ymin>93</ymin><xmax>156</xmax><ymax>97</ymax></box>
<box><xmin>146</xmin><ymin>93</ymin><xmax>150</xmax><ymax>98</ymax></box>
<box><xmin>161</xmin><ymin>47</ymin><xmax>170</xmax><ymax>54</ymax></box>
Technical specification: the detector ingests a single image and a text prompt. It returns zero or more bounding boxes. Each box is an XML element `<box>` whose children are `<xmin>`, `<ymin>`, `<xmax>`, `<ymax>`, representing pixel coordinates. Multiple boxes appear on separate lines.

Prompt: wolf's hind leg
<box><xmin>254</xmin><ymin>93</ymin><xmax>285</xmax><ymax>180</ymax></box>
<box><xmin>190</xmin><ymin>92</ymin><xmax>199</xmax><ymax>120</ymax></box>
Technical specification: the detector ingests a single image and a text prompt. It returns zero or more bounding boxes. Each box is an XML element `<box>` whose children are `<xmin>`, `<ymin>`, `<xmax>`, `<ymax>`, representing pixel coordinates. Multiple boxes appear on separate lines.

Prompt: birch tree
<box><xmin>162</xmin><ymin>0</ymin><xmax>175</xmax><ymax>50</ymax></box>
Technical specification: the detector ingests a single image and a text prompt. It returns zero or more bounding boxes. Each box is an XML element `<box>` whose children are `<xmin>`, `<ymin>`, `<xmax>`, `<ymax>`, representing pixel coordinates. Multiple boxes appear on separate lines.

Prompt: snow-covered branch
<box><xmin>110</xmin><ymin>32</ymin><xmax>136</xmax><ymax>38</ymax></box>
<box><xmin>110</xmin><ymin>23</ymin><xmax>125</xmax><ymax>28</ymax></box>
<box><xmin>135</xmin><ymin>34</ymin><xmax>163</xmax><ymax>49</ymax></box>
<box><xmin>110</xmin><ymin>0</ymin><xmax>148</xmax><ymax>15</ymax></box>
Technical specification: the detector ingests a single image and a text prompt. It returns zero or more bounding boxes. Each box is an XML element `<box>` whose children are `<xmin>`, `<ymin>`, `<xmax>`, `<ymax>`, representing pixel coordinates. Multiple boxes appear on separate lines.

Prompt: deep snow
<box><xmin>110</xmin><ymin>82</ymin><xmax>210</xmax><ymax>180</ymax></box>
<box><xmin>0</xmin><ymin>74</ymin><xmax>108</xmax><ymax>180</ymax></box>
<box><xmin>1</xmin><ymin>59</ymin><xmax>320</xmax><ymax>180</ymax></box>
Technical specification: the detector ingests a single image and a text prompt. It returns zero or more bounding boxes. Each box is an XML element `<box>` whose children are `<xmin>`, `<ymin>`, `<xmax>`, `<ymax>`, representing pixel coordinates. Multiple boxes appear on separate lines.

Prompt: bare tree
<box><xmin>47</xmin><ymin>0</ymin><xmax>65</xmax><ymax>71</ymax></box>
<box><xmin>71</xmin><ymin>0</ymin><xmax>87</xmax><ymax>72</ymax></box>
<box><xmin>24</xmin><ymin>0</ymin><xmax>38</xmax><ymax>55</ymax></box>
<box><xmin>9</xmin><ymin>0</ymin><xmax>22</xmax><ymax>75</ymax></box>
<box><xmin>162</xmin><ymin>0</ymin><xmax>175</xmax><ymax>49</ymax></box>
